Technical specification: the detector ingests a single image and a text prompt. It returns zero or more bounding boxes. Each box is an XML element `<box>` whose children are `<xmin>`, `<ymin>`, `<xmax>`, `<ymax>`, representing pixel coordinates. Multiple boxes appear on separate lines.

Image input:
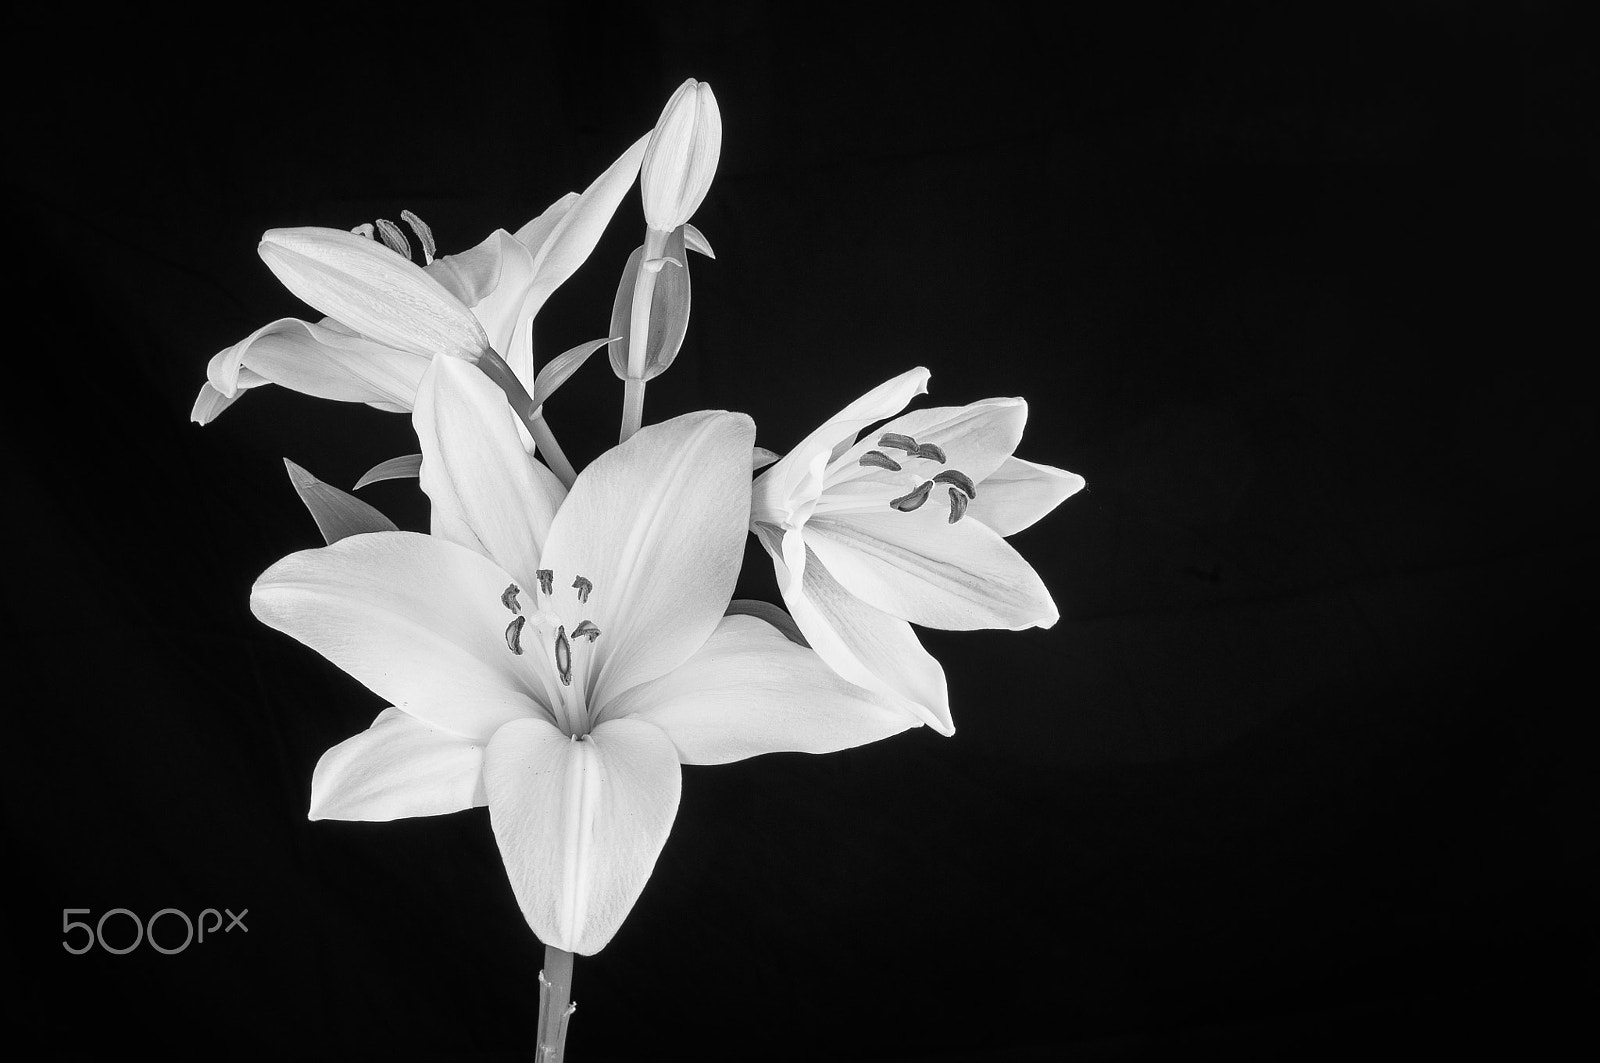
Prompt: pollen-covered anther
<box><xmin>878</xmin><ymin>432</ymin><xmax>919</xmax><ymax>454</ymax></box>
<box><xmin>572</xmin><ymin>575</ymin><xmax>593</xmax><ymax>604</ymax></box>
<box><xmin>889</xmin><ymin>480</ymin><xmax>934</xmax><ymax>512</ymax></box>
<box><xmin>400</xmin><ymin>209</ymin><xmax>436</xmax><ymax>264</ymax></box>
<box><xmin>910</xmin><ymin>442</ymin><xmax>946</xmax><ymax>463</ymax></box>
<box><xmin>374</xmin><ymin>218</ymin><xmax>412</xmax><ymax>260</ymax></box>
<box><xmin>505</xmin><ymin>615</ymin><xmax>527</xmax><ymax>655</ymax></box>
<box><xmin>947</xmin><ymin>487</ymin><xmax>970</xmax><ymax>524</ymax></box>
<box><xmin>554</xmin><ymin>626</ymin><xmax>573</xmax><ymax>686</ymax></box>
<box><xmin>932</xmin><ymin>470</ymin><xmax>976</xmax><ymax>498</ymax></box>
<box><xmin>858</xmin><ymin>450</ymin><xmax>903</xmax><ymax>472</ymax></box>
<box><xmin>500</xmin><ymin>583</ymin><xmax>523</xmax><ymax>613</ymax></box>
<box><xmin>572</xmin><ymin>620</ymin><xmax>601</xmax><ymax>642</ymax></box>
<box><xmin>537</xmin><ymin>569</ymin><xmax>555</xmax><ymax>596</ymax></box>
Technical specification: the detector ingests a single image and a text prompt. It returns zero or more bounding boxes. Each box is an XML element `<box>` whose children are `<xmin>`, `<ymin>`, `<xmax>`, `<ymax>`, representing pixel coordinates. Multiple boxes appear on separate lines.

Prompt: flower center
<box><xmin>857</xmin><ymin>432</ymin><xmax>976</xmax><ymax>524</ymax></box>
<box><xmin>499</xmin><ymin>571</ymin><xmax>603</xmax><ymax>733</ymax></box>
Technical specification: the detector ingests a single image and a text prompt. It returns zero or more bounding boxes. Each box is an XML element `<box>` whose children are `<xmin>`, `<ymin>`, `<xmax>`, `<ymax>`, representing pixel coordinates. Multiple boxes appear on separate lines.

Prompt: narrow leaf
<box><xmin>284</xmin><ymin>458</ymin><xmax>398</xmax><ymax>544</ymax></box>
<box><xmin>353</xmin><ymin>453</ymin><xmax>423</xmax><ymax>490</ymax></box>
<box><xmin>531</xmin><ymin>338</ymin><xmax>613</xmax><ymax>408</ymax></box>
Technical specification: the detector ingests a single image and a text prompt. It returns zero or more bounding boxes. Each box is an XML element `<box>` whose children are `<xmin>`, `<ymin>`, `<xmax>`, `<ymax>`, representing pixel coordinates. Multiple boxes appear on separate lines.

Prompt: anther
<box><xmin>504</xmin><ymin>615</ymin><xmax>527</xmax><ymax>655</ymax></box>
<box><xmin>400</xmin><ymin>209</ymin><xmax>436</xmax><ymax>264</ymax></box>
<box><xmin>947</xmin><ymin>488</ymin><xmax>969</xmax><ymax>524</ymax></box>
<box><xmin>554</xmin><ymin>626</ymin><xmax>573</xmax><ymax>686</ymax></box>
<box><xmin>572</xmin><ymin>620</ymin><xmax>601</xmax><ymax>642</ymax></box>
<box><xmin>537</xmin><ymin>569</ymin><xmax>554</xmax><ymax>596</ymax></box>
<box><xmin>858</xmin><ymin>450</ymin><xmax>903</xmax><ymax>472</ymax></box>
<box><xmin>878</xmin><ymin>432</ymin><xmax>919</xmax><ymax>454</ymax></box>
<box><xmin>932</xmin><ymin>470</ymin><xmax>976</xmax><ymax>498</ymax></box>
<box><xmin>374</xmin><ymin>218</ymin><xmax>412</xmax><ymax>260</ymax></box>
<box><xmin>910</xmin><ymin>442</ymin><xmax>946</xmax><ymax>463</ymax></box>
<box><xmin>350</xmin><ymin>222</ymin><xmax>376</xmax><ymax>239</ymax></box>
<box><xmin>572</xmin><ymin>576</ymin><xmax>593</xmax><ymax>604</ymax></box>
<box><xmin>501</xmin><ymin>584</ymin><xmax>523</xmax><ymax>613</ymax></box>
<box><xmin>889</xmin><ymin>480</ymin><xmax>934</xmax><ymax>512</ymax></box>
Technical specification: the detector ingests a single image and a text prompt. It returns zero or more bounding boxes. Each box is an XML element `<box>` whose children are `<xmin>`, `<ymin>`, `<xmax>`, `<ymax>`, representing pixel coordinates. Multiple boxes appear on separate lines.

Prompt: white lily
<box><xmin>192</xmin><ymin>134</ymin><xmax>649</xmax><ymax>424</ymax></box>
<box><xmin>749</xmin><ymin>367</ymin><xmax>1086</xmax><ymax>735</ymax></box>
<box><xmin>639</xmin><ymin>78</ymin><xmax>721</xmax><ymax>234</ymax></box>
<box><xmin>251</xmin><ymin>356</ymin><xmax>914</xmax><ymax>954</ymax></box>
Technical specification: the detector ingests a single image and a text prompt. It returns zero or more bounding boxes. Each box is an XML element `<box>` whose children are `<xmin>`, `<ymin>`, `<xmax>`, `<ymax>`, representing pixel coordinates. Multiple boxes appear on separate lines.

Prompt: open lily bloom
<box><xmin>252</xmin><ymin>357</ymin><xmax>915</xmax><ymax>954</ymax></box>
<box><xmin>749</xmin><ymin>367</ymin><xmax>1086</xmax><ymax>735</ymax></box>
<box><xmin>192</xmin><ymin>134</ymin><xmax>649</xmax><ymax>424</ymax></box>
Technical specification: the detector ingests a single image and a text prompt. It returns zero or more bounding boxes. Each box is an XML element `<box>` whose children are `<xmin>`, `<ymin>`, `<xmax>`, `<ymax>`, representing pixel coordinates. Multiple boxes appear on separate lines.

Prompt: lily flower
<box><xmin>749</xmin><ymin>367</ymin><xmax>1086</xmax><ymax>735</ymax></box>
<box><xmin>251</xmin><ymin>356</ymin><xmax>915</xmax><ymax>954</ymax></box>
<box><xmin>192</xmin><ymin>133</ymin><xmax>649</xmax><ymax>424</ymax></box>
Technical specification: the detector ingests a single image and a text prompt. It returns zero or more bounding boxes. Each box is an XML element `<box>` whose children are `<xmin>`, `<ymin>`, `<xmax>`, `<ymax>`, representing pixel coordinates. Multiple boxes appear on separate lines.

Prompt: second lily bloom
<box><xmin>749</xmin><ymin>368</ymin><xmax>1086</xmax><ymax>735</ymax></box>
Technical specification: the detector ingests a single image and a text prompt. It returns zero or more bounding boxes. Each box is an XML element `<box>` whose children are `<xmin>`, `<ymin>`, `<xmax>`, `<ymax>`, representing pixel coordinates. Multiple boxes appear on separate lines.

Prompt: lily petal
<box><xmin>750</xmin><ymin>367</ymin><xmax>930</xmax><ymax>525</ymax></box>
<box><xmin>309</xmin><ymin>707</ymin><xmax>487</xmax><ymax>822</ymax></box>
<box><xmin>191</xmin><ymin>382</ymin><xmax>244</xmax><ymax>425</ymax></box>
<box><xmin>517</xmin><ymin>134</ymin><xmax>650</xmax><ymax>326</ymax></box>
<box><xmin>259</xmin><ymin>227</ymin><xmax>489</xmax><ymax>359</ymax></box>
<box><xmin>513</xmin><ymin>192</ymin><xmax>578</xmax><ymax>260</ymax></box>
<box><xmin>251</xmin><ymin>532</ymin><xmax>549</xmax><ymax>741</ymax></box>
<box><xmin>832</xmin><ymin>398</ymin><xmax>1028</xmax><ymax>490</ymax></box>
<box><xmin>485</xmin><ymin>715</ymin><xmax>681</xmax><ymax>955</ymax></box>
<box><xmin>538</xmin><ymin>411</ymin><xmax>755</xmax><ymax>710</ymax></box>
<box><xmin>967</xmin><ymin>456</ymin><xmax>1087</xmax><ymax>537</ymax></box>
<box><xmin>602</xmin><ymin>614</ymin><xmax>915</xmax><ymax>763</ymax></box>
<box><xmin>204</xmin><ymin>316</ymin><xmax>430</xmax><ymax>412</ymax></box>
<box><xmin>427</xmin><ymin>229</ymin><xmax>537</xmax><ymax>366</ymax></box>
<box><xmin>284</xmin><ymin>458</ymin><xmax>398</xmax><ymax>544</ymax></box>
<box><xmin>413</xmin><ymin>356</ymin><xmax>566</xmax><ymax>590</ymax></box>
<box><xmin>805</xmin><ymin>508</ymin><xmax>1058</xmax><ymax>631</ymax></box>
<box><xmin>774</xmin><ymin>544</ymin><xmax>954</xmax><ymax>734</ymax></box>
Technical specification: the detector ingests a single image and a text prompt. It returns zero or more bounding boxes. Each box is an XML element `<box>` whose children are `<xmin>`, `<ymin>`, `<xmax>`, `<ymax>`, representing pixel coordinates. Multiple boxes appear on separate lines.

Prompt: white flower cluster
<box><xmin>196</xmin><ymin>80</ymin><xmax>1083</xmax><ymax>958</ymax></box>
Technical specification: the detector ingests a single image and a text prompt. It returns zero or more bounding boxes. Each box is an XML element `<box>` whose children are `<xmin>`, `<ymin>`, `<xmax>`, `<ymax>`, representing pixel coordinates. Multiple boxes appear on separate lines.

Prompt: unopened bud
<box><xmin>640</xmin><ymin>78</ymin><xmax>722</xmax><ymax>232</ymax></box>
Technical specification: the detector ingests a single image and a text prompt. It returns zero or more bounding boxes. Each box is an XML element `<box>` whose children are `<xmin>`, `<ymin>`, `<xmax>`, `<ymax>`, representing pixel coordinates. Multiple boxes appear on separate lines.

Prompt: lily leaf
<box><xmin>284</xmin><ymin>459</ymin><xmax>398</xmax><ymax>544</ymax></box>
<box><xmin>607</xmin><ymin>226</ymin><xmax>691</xmax><ymax>382</ymax></box>
<box><xmin>531</xmin><ymin>338</ymin><xmax>614</xmax><ymax>408</ymax></box>
<box><xmin>353</xmin><ymin>454</ymin><xmax>423</xmax><ymax>491</ymax></box>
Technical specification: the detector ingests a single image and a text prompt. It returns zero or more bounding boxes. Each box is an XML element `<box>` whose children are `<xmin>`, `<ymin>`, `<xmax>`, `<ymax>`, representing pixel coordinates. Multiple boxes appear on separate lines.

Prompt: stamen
<box><xmin>374</xmin><ymin>218</ymin><xmax>412</xmax><ymax>260</ymax></box>
<box><xmin>537</xmin><ymin>569</ymin><xmax>555</xmax><ymax>596</ymax></box>
<box><xmin>554</xmin><ymin>626</ymin><xmax>573</xmax><ymax>686</ymax></box>
<box><xmin>572</xmin><ymin>576</ymin><xmax>593</xmax><ymax>604</ymax></box>
<box><xmin>350</xmin><ymin>222</ymin><xmax>376</xmax><ymax>239</ymax></box>
<box><xmin>947</xmin><ymin>488</ymin><xmax>969</xmax><ymax>524</ymax></box>
<box><xmin>500</xmin><ymin>583</ymin><xmax>523</xmax><ymax>613</ymax></box>
<box><xmin>572</xmin><ymin>620</ymin><xmax>601</xmax><ymax>642</ymax></box>
<box><xmin>878</xmin><ymin>432</ymin><xmax>919</xmax><ymax>454</ymax></box>
<box><xmin>932</xmin><ymin>470</ymin><xmax>976</xmax><ymax>498</ymax></box>
<box><xmin>504</xmin><ymin>615</ymin><xmax>527</xmax><ymax>655</ymax></box>
<box><xmin>858</xmin><ymin>450</ymin><xmax>903</xmax><ymax>472</ymax></box>
<box><xmin>400</xmin><ymin>209</ymin><xmax>436</xmax><ymax>264</ymax></box>
<box><xmin>889</xmin><ymin>480</ymin><xmax>934</xmax><ymax>512</ymax></box>
<box><xmin>910</xmin><ymin>442</ymin><xmax>946</xmax><ymax>463</ymax></box>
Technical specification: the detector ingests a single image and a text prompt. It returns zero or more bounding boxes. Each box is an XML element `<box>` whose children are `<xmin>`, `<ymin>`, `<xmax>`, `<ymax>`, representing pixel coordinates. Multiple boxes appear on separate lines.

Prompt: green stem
<box><xmin>619</xmin><ymin>377</ymin><xmax>647</xmax><ymax>444</ymax></box>
<box><xmin>536</xmin><ymin>945</ymin><xmax>575</xmax><ymax>1062</ymax></box>
<box><xmin>473</xmin><ymin>348</ymin><xmax>577</xmax><ymax>489</ymax></box>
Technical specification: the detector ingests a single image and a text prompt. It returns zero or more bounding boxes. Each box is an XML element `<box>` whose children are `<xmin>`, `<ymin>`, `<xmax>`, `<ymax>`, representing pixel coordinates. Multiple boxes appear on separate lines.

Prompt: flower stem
<box><xmin>472</xmin><ymin>348</ymin><xmax>577</xmax><ymax>489</ymax></box>
<box><xmin>619</xmin><ymin>377</ymin><xmax>647</xmax><ymax>443</ymax></box>
<box><xmin>536</xmin><ymin>945</ymin><xmax>575</xmax><ymax>1062</ymax></box>
<box><xmin>529</xmin><ymin>415</ymin><xmax>578</xmax><ymax>487</ymax></box>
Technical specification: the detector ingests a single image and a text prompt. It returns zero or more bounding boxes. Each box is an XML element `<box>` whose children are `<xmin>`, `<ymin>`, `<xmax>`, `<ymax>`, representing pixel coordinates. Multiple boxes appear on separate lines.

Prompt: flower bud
<box><xmin>639</xmin><ymin>79</ymin><xmax>722</xmax><ymax>232</ymax></box>
<box><xmin>258</xmin><ymin>227</ymin><xmax>490</xmax><ymax>360</ymax></box>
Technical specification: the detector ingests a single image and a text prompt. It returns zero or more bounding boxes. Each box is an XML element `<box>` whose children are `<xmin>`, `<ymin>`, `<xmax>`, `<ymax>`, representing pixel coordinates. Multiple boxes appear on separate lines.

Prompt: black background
<box><xmin>4</xmin><ymin>3</ymin><xmax>1592</xmax><ymax>1059</ymax></box>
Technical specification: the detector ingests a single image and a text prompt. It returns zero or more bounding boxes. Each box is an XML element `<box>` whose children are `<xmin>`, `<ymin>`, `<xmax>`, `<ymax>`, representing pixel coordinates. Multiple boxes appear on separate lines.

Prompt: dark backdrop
<box><xmin>4</xmin><ymin>4</ymin><xmax>1591</xmax><ymax>1060</ymax></box>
